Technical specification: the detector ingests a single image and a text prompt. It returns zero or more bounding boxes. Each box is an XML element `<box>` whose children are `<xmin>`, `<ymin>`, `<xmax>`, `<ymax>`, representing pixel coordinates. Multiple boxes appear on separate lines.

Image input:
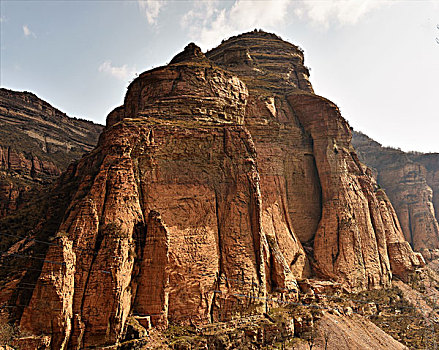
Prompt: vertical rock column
<box><xmin>19</xmin><ymin>237</ymin><xmax>76</xmax><ymax>350</ymax></box>
<box><xmin>244</xmin><ymin>95</ymin><xmax>315</xmax><ymax>289</ymax></box>
<box><xmin>288</xmin><ymin>93</ymin><xmax>391</xmax><ymax>290</ymax></box>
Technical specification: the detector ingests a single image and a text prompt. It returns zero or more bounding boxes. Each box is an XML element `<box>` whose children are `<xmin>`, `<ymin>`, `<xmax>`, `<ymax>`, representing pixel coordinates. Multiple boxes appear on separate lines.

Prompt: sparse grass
<box><xmin>0</xmin><ymin>313</ymin><xmax>16</xmax><ymax>346</ymax></box>
<box><xmin>353</xmin><ymin>286</ymin><xmax>436</xmax><ymax>349</ymax></box>
<box><xmin>164</xmin><ymin>323</ymin><xmax>205</xmax><ymax>348</ymax></box>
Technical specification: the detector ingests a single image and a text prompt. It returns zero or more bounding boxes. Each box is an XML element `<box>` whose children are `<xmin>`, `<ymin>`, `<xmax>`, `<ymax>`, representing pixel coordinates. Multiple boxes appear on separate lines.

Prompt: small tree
<box><xmin>0</xmin><ymin>313</ymin><xmax>15</xmax><ymax>345</ymax></box>
<box><xmin>303</xmin><ymin>329</ymin><xmax>316</xmax><ymax>350</ymax></box>
<box><xmin>322</xmin><ymin>329</ymin><xmax>331</xmax><ymax>350</ymax></box>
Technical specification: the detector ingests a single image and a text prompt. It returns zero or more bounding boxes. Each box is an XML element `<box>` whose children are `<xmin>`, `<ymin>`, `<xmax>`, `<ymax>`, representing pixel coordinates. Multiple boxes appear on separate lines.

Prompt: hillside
<box><xmin>0</xmin><ymin>88</ymin><xmax>103</xmax><ymax>217</ymax></box>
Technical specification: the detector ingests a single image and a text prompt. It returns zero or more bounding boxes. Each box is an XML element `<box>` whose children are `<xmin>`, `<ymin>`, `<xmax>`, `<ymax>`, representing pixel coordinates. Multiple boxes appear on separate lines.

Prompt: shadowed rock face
<box><xmin>0</xmin><ymin>88</ymin><xmax>103</xmax><ymax>218</ymax></box>
<box><xmin>0</xmin><ymin>32</ymin><xmax>423</xmax><ymax>348</ymax></box>
<box><xmin>352</xmin><ymin>131</ymin><xmax>439</xmax><ymax>254</ymax></box>
<box><xmin>417</xmin><ymin>154</ymin><xmax>439</xmax><ymax>223</ymax></box>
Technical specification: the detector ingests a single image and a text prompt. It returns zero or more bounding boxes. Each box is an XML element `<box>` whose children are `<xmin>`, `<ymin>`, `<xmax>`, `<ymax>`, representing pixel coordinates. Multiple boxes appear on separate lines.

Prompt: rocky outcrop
<box><xmin>6</xmin><ymin>44</ymin><xmax>302</xmax><ymax>349</ymax></box>
<box><xmin>0</xmin><ymin>32</ymin><xmax>423</xmax><ymax>348</ymax></box>
<box><xmin>206</xmin><ymin>30</ymin><xmax>314</xmax><ymax>94</ymax></box>
<box><xmin>208</xmin><ymin>31</ymin><xmax>321</xmax><ymax>250</ymax></box>
<box><xmin>208</xmin><ymin>32</ymin><xmax>421</xmax><ymax>288</ymax></box>
<box><xmin>352</xmin><ymin>132</ymin><xmax>439</xmax><ymax>253</ymax></box>
<box><xmin>287</xmin><ymin>93</ymin><xmax>397</xmax><ymax>290</ymax></box>
<box><xmin>0</xmin><ymin>88</ymin><xmax>103</xmax><ymax>217</ymax></box>
<box><xmin>374</xmin><ymin>189</ymin><xmax>425</xmax><ymax>277</ymax></box>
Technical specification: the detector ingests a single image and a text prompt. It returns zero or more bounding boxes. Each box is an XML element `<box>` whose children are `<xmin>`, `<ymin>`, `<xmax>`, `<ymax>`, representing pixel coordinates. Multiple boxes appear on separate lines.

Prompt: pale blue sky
<box><xmin>1</xmin><ymin>0</ymin><xmax>438</xmax><ymax>152</ymax></box>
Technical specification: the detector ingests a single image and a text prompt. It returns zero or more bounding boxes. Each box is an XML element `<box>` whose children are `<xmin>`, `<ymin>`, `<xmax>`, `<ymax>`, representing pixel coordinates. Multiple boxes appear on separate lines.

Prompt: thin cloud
<box><xmin>23</xmin><ymin>25</ymin><xmax>36</xmax><ymax>38</ymax></box>
<box><xmin>292</xmin><ymin>0</ymin><xmax>388</xmax><ymax>28</ymax></box>
<box><xmin>179</xmin><ymin>0</ymin><xmax>390</xmax><ymax>49</ymax></box>
<box><xmin>181</xmin><ymin>0</ymin><xmax>290</xmax><ymax>50</ymax></box>
<box><xmin>98</xmin><ymin>60</ymin><xmax>136</xmax><ymax>81</ymax></box>
<box><xmin>137</xmin><ymin>0</ymin><xmax>167</xmax><ymax>25</ymax></box>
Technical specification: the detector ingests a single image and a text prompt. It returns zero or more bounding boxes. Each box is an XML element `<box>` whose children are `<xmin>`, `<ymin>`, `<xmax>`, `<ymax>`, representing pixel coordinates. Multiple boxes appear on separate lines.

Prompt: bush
<box><xmin>0</xmin><ymin>314</ymin><xmax>16</xmax><ymax>345</ymax></box>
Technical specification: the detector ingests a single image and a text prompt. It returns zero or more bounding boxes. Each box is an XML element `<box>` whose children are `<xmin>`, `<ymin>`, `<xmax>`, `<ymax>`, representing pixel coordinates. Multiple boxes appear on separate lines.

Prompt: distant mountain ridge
<box><xmin>0</xmin><ymin>88</ymin><xmax>103</xmax><ymax>217</ymax></box>
<box><xmin>352</xmin><ymin>131</ymin><xmax>439</xmax><ymax>255</ymax></box>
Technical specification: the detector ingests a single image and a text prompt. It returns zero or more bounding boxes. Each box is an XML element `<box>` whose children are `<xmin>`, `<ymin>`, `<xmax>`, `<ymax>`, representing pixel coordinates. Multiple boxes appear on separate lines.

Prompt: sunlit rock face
<box><xmin>209</xmin><ymin>31</ymin><xmax>422</xmax><ymax>289</ymax></box>
<box><xmin>1</xmin><ymin>31</ymin><xmax>422</xmax><ymax>349</ymax></box>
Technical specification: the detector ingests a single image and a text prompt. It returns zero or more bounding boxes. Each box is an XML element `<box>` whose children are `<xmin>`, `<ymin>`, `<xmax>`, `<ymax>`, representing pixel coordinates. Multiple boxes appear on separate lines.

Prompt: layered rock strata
<box><xmin>286</xmin><ymin>93</ymin><xmax>423</xmax><ymax>289</ymax></box>
<box><xmin>208</xmin><ymin>31</ymin><xmax>422</xmax><ymax>288</ymax></box>
<box><xmin>10</xmin><ymin>44</ymin><xmax>303</xmax><ymax>349</ymax></box>
<box><xmin>352</xmin><ymin>131</ymin><xmax>439</xmax><ymax>253</ymax></box>
<box><xmin>0</xmin><ymin>31</ymin><xmax>424</xmax><ymax>348</ymax></box>
<box><xmin>0</xmin><ymin>88</ymin><xmax>103</xmax><ymax>217</ymax></box>
<box><xmin>206</xmin><ymin>31</ymin><xmax>313</xmax><ymax>94</ymax></box>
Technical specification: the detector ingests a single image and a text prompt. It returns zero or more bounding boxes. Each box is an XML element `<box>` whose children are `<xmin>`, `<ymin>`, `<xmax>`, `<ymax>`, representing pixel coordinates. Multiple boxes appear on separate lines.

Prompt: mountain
<box><xmin>352</xmin><ymin>131</ymin><xmax>439</xmax><ymax>255</ymax></box>
<box><xmin>0</xmin><ymin>88</ymin><xmax>103</xmax><ymax>218</ymax></box>
<box><xmin>207</xmin><ymin>31</ymin><xmax>422</xmax><ymax>287</ymax></box>
<box><xmin>0</xmin><ymin>31</ymin><xmax>424</xmax><ymax>349</ymax></box>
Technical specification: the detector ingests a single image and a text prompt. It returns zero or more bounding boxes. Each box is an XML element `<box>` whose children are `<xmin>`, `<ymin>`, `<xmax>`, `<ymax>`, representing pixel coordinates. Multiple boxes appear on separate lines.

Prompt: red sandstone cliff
<box><xmin>0</xmin><ymin>32</ymin><xmax>423</xmax><ymax>349</ymax></box>
<box><xmin>417</xmin><ymin>154</ymin><xmax>439</xmax><ymax>225</ymax></box>
<box><xmin>207</xmin><ymin>32</ymin><xmax>423</xmax><ymax>289</ymax></box>
<box><xmin>352</xmin><ymin>131</ymin><xmax>439</xmax><ymax>254</ymax></box>
<box><xmin>0</xmin><ymin>88</ymin><xmax>103</xmax><ymax>218</ymax></box>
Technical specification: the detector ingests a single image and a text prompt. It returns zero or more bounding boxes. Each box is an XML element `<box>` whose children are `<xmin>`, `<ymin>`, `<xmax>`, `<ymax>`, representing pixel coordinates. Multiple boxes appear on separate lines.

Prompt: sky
<box><xmin>1</xmin><ymin>0</ymin><xmax>438</xmax><ymax>152</ymax></box>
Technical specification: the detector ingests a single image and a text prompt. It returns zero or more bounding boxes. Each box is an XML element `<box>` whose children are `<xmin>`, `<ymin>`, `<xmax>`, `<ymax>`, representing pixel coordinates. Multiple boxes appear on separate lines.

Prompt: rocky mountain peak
<box><xmin>206</xmin><ymin>30</ymin><xmax>314</xmax><ymax>94</ymax></box>
<box><xmin>107</xmin><ymin>46</ymin><xmax>248</xmax><ymax>127</ymax></box>
<box><xmin>352</xmin><ymin>131</ymin><xmax>439</xmax><ymax>254</ymax></box>
<box><xmin>169</xmin><ymin>42</ymin><xmax>205</xmax><ymax>64</ymax></box>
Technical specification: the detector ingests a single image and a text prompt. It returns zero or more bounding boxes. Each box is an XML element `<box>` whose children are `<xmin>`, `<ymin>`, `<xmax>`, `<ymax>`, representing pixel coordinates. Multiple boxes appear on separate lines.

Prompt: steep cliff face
<box><xmin>352</xmin><ymin>132</ymin><xmax>439</xmax><ymax>253</ymax></box>
<box><xmin>208</xmin><ymin>32</ymin><xmax>422</xmax><ymax>289</ymax></box>
<box><xmin>206</xmin><ymin>33</ymin><xmax>317</xmax><ymax>278</ymax></box>
<box><xmin>0</xmin><ymin>88</ymin><xmax>103</xmax><ymax>217</ymax></box>
<box><xmin>0</xmin><ymin>32</ymin><xmax>423</xmax><ymax>349</ymax></box>
<box><xmin>4</xmin><ymin>44</ymin><xmax>303</xmax><ymax>349</ymax></box>
<box><xmin>415</xmin><ymin>154</ymin><xmax>439</xmax><ymax>228</ymax></box>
